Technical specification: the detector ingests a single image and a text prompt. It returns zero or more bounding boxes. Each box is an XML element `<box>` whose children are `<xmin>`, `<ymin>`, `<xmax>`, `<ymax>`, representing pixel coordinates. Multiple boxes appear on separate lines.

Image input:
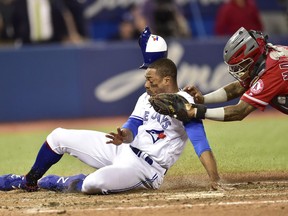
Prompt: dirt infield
<box><xmin>0</xmin><ymin>175</ymin><xmax>288</xmax><ymax>216</ymax></box>
<box><xmin>0</xmin><ymin>111</ymin><xmax>287</xmax><ymax>215</ymax></box>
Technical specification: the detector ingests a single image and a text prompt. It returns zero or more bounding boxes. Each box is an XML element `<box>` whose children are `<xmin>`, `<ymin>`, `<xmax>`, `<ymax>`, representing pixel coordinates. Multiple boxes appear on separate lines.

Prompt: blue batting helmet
<box><xmin>139</xmin><ymin>27</ymin><xmax>168</xmax><ymax>69</ymax></box>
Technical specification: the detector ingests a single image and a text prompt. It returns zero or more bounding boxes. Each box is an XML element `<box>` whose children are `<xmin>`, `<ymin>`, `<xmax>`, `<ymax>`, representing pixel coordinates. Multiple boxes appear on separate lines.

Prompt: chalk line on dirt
<box><xmin>24</xmin><ymin>199</ymin><xmax>288</xmax><ymax>214</ymax></box>
<box><xmin>23</xmin><ymin>188</ymin><xmax>288</xmax><ymax>214</ymax></box>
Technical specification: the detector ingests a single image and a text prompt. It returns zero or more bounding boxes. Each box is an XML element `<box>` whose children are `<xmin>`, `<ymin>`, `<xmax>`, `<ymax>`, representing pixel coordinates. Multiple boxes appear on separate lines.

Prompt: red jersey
<box><xmin>241</xmin><ymin>45</ymin><xmax>288</xmax><ymax>113</ymax></box>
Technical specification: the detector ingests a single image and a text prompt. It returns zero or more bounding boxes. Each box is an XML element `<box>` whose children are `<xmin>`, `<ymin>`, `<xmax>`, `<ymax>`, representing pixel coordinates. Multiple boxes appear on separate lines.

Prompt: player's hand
<box><xmin>209</xmin><ymin>181</ymin><xmax>235</xmax><ymax>191</ymax></box>
<box><xmin>106</xmin><ymin>128</ymin><xmax>125</xmax><ymax>145</ymax></box>
<box><xmin>183</xmin><ymin>85</ymin><xmax>204</xmax><ymax>104</ymax></box>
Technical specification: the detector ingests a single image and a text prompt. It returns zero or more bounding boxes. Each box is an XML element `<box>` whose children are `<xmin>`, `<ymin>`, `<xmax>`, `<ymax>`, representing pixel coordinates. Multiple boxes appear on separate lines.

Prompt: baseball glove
<box><xmin>149</xmin><ymin>93</ymin><xmax>192</xmax><ymax>122</ymax></box>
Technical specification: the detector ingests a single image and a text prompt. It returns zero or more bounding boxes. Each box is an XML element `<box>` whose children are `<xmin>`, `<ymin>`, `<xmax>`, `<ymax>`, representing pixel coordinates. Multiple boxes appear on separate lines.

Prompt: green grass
<box><xmin>172</xmin><ymin>116</ymin><xmax>288</xmax><ymax>176</ymax></box>
<box><xmin>0</xmin><ymin>114</ymin><xmax>287</xmax><ymax>177</ymax></box>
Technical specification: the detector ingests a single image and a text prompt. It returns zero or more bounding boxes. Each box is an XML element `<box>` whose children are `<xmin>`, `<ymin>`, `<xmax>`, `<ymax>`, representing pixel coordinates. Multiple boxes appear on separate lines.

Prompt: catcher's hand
<box><xmin>183</xmin><ymin>85</ymin><xmax>204</xmax><ymax>104</ymax></box>
<box><xmin>149</xmin><ymin>93</ymin><xmax>192</xmax><ymax>123</ymax></box>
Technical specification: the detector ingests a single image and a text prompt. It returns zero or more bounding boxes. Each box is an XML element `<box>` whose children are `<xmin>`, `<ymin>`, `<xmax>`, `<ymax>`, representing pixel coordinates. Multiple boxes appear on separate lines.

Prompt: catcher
<box><xmin>151</xmin><ymin>27</ymin><xmax>288</xmax><ymax>122</ymax></box>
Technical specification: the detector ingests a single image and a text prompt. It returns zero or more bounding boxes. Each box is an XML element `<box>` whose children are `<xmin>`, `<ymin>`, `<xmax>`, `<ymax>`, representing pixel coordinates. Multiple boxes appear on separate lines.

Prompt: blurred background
<box><xmin>0</xmin><ymin>0</ymin><xmax>287</xmax><ymax>122</ymax></box>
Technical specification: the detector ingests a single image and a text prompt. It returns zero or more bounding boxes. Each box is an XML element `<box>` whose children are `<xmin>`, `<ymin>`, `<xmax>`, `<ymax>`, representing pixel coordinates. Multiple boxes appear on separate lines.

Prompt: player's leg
<box><xmin>80</xmin><ymin>147</ymin><xmax>165</xmax><ymax>195</ymax></box>
<box><xmin>38</xmin><ymin>165</ymin><xmax>148</xmax><ymax>194</ymax></box>
<box><xmin>0</xmin><ymin>141</ymin><xmax>64</xmax><ymax>191</ymax></box>
<box><xmin>24</xmin><ymin>141</ymin><xmax>63</xmax><ymax>191</ymax></box>
<box><xmin>25</xmin><ymin>128</ymin><xmax>121</xmax><ymax>191</ymax></box>
<box><xmin>36</xmin><ymin>146</ymin><xmax>145</xmax><ymax>193</ymax></box>
<box><xmin>46</xmin><ymin>128</ymin><xmax>120</xmax><ymax>168</ymax></box>
<box><xmin>36</xmin><ymin>144</ymin><xmax>166</xmax><ymax>194</ymax></box>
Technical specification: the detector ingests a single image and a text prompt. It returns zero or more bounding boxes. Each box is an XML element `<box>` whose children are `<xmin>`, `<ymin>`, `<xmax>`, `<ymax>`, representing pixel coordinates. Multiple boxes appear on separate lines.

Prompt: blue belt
<box><xmin>130</xmin><ymin>146</ymin><xmax>153</xmax><ymax>165</ymax></box>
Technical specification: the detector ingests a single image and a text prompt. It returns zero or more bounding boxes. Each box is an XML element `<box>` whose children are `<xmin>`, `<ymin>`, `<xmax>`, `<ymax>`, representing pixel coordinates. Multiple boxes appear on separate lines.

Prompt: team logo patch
<box><xmin>250</xmin><ymin>79</ymin><xmax>264</xmax><ymax>94</ymax></box>
<box><xmin>146</xmin><ymin>129</ymin><xmax>166</xmax><ymax>144</ymax></box>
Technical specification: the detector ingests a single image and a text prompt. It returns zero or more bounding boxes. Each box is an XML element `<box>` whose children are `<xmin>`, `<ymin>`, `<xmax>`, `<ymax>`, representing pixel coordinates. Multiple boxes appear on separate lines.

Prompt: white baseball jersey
<box><xmin>129</xmin><ymin>91</ymin><xmax>194</xmax><ymax>169</ymax></box>
<box><xmin>46</xmin><ymin>90</ymin><xmax>204</xmax><ymax>194</ymax></box>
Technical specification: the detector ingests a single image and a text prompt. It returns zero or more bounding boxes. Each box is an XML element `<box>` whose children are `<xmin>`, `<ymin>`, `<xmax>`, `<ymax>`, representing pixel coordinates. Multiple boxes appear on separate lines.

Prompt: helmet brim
<box><xmin>139</xmin><ymin>63</ymin><xmax>149</xmax><ymax>69</ymax></box>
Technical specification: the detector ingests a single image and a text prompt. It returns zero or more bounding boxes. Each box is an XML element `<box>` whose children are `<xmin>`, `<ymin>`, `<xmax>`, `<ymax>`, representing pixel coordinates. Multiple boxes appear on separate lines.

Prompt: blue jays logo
<box><xmin>146</xmin><ymin>129</ymin><xmax>166</xmax><ymax>144</ymax></box>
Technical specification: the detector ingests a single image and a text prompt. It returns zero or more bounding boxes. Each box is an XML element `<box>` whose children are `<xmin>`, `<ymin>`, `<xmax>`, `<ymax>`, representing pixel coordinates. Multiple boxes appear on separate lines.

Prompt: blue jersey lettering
<box><xmin>151</xmin><ymin>112</ymin><xmax>171</xmax><ymax>129</ymax></box>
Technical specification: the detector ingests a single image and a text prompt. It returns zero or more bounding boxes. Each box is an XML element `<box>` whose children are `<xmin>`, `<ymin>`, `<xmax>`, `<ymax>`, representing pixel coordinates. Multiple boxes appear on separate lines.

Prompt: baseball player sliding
<box><xmin>0</xmin><ymin>27</ymin><xmax>222</xmax><ymax>194</ymax></box>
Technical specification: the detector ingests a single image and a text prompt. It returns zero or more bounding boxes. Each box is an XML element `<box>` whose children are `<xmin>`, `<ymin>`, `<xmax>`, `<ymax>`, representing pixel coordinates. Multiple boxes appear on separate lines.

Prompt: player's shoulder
<box><xmin>141</xmin><ymin>92</ymin><xmax>149</xmax><ymax>99</ymax></box>
<box><xmin>177</xmin><ymin>90</ymin><xmax>195</xmax><ymax>103</ymax></box>
<box><xmin>137</xmin><ymin>92</ymin><xmax>150</xmax><ymax>103</ymax></box>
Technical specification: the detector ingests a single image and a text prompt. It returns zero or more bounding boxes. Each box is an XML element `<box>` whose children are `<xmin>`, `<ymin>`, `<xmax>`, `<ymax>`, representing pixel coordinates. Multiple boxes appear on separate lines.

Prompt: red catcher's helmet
<box><xmin>223</xmin><ymin>27</ymin><xmax>268</xmax><ymax>82</ymax></box>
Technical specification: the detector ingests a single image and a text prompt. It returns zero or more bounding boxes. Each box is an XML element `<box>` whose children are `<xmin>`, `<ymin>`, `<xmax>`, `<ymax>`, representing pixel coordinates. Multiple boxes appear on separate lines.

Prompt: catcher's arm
<box><xmin>149</xmin><ymin>92</ymin><xmax>254</xmax><ymax>122</ymax></box>
<box><xmin>188</xmin><ymin>100</ymin><xmax>256</xmax><ymax>121</ymax></box>
<box><xmin>184</xmin><ymin>81</ymin><xmax>245</xmax><ymax>104</ymax></box>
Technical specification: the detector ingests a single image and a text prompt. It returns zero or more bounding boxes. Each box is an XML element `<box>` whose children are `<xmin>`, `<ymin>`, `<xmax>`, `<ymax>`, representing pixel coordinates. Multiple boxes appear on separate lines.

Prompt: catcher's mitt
<box><xmin>149</xmin><ymin>93</ymin><xmax>192</xmax><ymax>122</ymax></box>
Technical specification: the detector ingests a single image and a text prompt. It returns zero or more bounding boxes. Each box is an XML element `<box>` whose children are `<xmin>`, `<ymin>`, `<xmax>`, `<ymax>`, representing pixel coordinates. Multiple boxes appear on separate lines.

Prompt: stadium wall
<box><xmin>0</xmin><ymin>37</ymin><xmax>286</xmax><ymax>122</ymax></box>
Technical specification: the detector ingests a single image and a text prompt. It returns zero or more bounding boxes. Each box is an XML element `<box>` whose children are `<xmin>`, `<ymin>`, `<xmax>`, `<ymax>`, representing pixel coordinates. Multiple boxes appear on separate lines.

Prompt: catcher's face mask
<box><xmin>223</xmin><ymin>27</ymin><xmax>268</xmax><ymax>82</ymax></box>
<box><xmin>139</xmin><ymin>26</ymin><xmax>168</xmax><ymax>69</ymax></box>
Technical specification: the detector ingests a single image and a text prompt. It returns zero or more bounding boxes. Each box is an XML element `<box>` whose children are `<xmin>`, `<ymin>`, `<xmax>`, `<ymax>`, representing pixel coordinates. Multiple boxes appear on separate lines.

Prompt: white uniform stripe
<box><xmin>243</xmin><ymin>93</ymin><xmax>268</xmax><ymax>105</ymax></box>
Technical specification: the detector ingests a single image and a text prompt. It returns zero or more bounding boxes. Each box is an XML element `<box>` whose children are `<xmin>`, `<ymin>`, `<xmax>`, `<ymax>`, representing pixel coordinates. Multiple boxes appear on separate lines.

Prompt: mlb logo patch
<box><xmin>151</xmin><ymin>36</ymin><xmax>159</xmax><ymax>41</ymax></box>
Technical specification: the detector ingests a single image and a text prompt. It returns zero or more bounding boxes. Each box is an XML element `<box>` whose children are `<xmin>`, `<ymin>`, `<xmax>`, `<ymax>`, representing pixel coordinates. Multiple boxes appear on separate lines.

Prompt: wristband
<box><xmin>204</xmin><ymin>88</ymin><xmax>227</xmax><ymax>104</ymax></box>
<box><xmin>205</xmin><ymin>107</ymin><xmax>225</xmax><ymax>121</ymax></box>
<box><xmin>192</xmin><ymin>104</ymin><xmax>207</xmax><ymax>119</ymax></box>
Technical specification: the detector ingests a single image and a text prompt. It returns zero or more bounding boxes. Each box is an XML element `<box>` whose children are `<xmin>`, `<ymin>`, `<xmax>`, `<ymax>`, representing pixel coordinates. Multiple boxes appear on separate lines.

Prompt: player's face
<box><xmin>145</xmin><ymin>68</ymin><xmax>168</xmax><ymax>96</ymax></box>
<box><xmin>228</xmin><ymin>58</ymin><xmax>253</xmax><ymax>81</ymax></box>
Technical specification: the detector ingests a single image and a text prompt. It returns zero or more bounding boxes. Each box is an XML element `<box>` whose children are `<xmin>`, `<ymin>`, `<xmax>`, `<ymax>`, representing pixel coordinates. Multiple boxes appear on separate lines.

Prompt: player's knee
<box><xmin>82</xmin><ymin>176</ymin><xmax>108</xmax><ymax>195</ymax></box>
<box><xmin>46</xmin><ymin>127</ymin><xmax>65</xmax><ymax>152</ymax></box>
